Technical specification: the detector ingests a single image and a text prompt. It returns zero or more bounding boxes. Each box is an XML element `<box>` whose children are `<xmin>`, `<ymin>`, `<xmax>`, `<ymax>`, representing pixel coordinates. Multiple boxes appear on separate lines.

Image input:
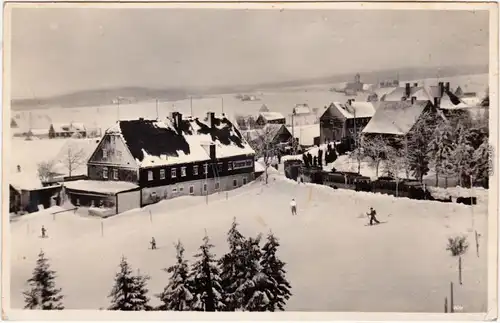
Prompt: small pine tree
<box><xmin>190</xmin><ymin>233</ymin><xmax>225</xmax><ymax>311</ymax></box>
<box><xmin>157</xmin><ymin>240</ymin><xmax>195</xmax><ymax>311</ymax></box>
<box><xmin>23</xmin><ymin>250</ymin><xmax>64</xmax><ymax>310</ymax></box>
<box><xmin>472</xmin><ymin>136</ymin><xmax>490</xmax><ymax>187</ymax></box>
<box><xmin>237</xmin><ymin>234</ymin><xmax>272</xmax><ymax>311</ymax></box>
<box><xmin>219</xmin><ymin>218</ymin><xmax>247</xmax><ymax>311</ymax></box>
<box><xmin>453</xmin><ymin>124</ymin><xmax>475</xmax><ymax>187</ymax></box>
<box><xmin>428</xmin><ymin>121</ymin><xmax>455</xmax><ymax>186</ymax></box>
<box><xmin>260</xmin><ymin>232</ymin><xmax>292</xmax><ymax>311</ymax></box>
<box><xmin>108</xmin><ymin>256</ymin><xmax>152</xmax><ymax>311</ymax></box>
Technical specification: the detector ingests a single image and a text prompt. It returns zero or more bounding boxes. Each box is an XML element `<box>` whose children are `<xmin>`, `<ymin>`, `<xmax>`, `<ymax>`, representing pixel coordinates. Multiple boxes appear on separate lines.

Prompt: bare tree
<box><xmin>37</xmin><ymin>160</ymin><xmax>58</xmax><ymax>183</ymax></box>
<box><xmin>250</xmin><ymin>126</ymin><xmax>279</xmax><ymax>185</ymax></box>
<box><xmin>383</xmin><ymin>139</ymin><xmax>408</xmax><ymax>196</ymax></box>
<box><xmin>362</xmin><ymin>135</ymin><xmax>389</xmax><ymax>178</ymax></box>
<box><xmin>58</xmin><ymin>142</ymin><xmax>87</xmax><ymax>177</ymax></box>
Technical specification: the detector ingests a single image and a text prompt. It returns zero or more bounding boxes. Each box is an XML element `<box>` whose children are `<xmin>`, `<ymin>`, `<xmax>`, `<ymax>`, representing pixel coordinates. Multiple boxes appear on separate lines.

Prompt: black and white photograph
<box><xmin>2</xmin><ymin>2</ymin><xmax>498</xmax><ymax>319</ymax></box>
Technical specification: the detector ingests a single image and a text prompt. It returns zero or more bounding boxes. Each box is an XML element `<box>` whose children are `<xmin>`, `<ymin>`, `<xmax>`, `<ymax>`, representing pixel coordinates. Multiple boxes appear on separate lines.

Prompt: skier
<box><xmin>367</xmin><ymin>207</ymin><xmax>381</xmax><ymax>226</ymax></box>
<box><xmin>290</xmin><ymin>199</ymin><xmax>297</xmax><ymax>216</ymax></box>
<box><xmin>150</xmin><ymin>237</ymin><xmax>156</xmax><ymax>250</ymax></box>
<box><xmin>41</xmin><ymin>225</ymin><xmax>47</xmax><ymax>238</ymax></box>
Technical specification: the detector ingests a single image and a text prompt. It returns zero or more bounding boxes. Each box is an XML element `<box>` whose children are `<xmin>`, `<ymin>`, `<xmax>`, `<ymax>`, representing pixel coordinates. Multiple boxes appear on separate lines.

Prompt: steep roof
<box><xmin>105</xmin><ymin>114</ymin><xmax>255</xmax><ymax>168</ymax></box>
<box><xmin>242</xmin><ymin>124</ymin><xmax>288</xmax><ymax>142</ymax></box>
<box><xmin>259</xmin><ymin>112</ymin><xmax>285</xmax><ymax>121</ymax></box>
<box><xmin>383</xmin><ymin>86</ymin><xmax>424</xmax><ymax>101</ymax></box>
<box><xmin>362</xmin><ymin>100</ymin><xmax>430</xmax><ymax>135</ymax></box>
<box><xmin>330</xmin><ymin>101</ymin><xmax>376</xmax><ymax>119</ymax></box>
<box><xmin>293</xmin><ymin>104</ymin><xmax>312</xmax><ymax>115</ymax></box>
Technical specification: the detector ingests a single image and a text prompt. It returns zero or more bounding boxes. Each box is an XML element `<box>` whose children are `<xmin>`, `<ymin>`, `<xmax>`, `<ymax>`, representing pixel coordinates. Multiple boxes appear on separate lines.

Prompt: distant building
<box><xmin>290</xmin><ymin>104</ymin><xmax>317</xmax><ymax>126</ymax></box>
<box><xmin>320</xmin><ymin>100</ymin><xmax>376</xmax><ymax>143</ymax></box>
<box><xmin>11</xmin><ymin>118</ymin><xmax>18</xmax><ymax>128</ymax></box>
<box><xmin>259</xmin><ymin>104</ymin><xmax>270</xmax><ymax>112</ymax></box>
<box><xmin>64</xmin><ymin>112</ymin><xmax>256</xmax><ymax>216</ymax></box>
<box><xmin>286</xmin><ymin>124</ymin><xmax>320</xmax><ymax>149</ymax></box>
<box><xmin>255</xmin><ymin>112</ymin><xmax>286</xmax><ymax>127</ymax></box>
<box><xmin>344</xmin><ymin>73</ymin><xmax>364</xmax><ymax>95</ymax></box>
<box><xmin>49</xmin><ymin>122</ymin><xmax>87</xmax><ymax>138</ymax></box>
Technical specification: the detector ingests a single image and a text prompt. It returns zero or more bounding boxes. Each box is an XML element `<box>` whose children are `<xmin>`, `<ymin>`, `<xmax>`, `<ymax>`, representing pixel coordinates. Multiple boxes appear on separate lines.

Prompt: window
<box><xmin>243</xmin><ymin>178</ymin><xmax>247</xmax><ymax>185</ymax></box>
<box><xmin>171</xmin><ymin>168</ymin><xmax>177</xmax><ymax>178</ymax></box>
<box><xmin>233</xmin><ymin>179</ymin><xmax>238</xmax><ymax>187</ymax></box>
<box><xmin>193</xmin><ymin>165</ymin><xmax>199</xmax><ymax>175</ymax></box>
<box><xmin>245</xmin><ymin>160</ymin><xmax>253</xmax><ymax>167</ymax></box>
<box><xmin>102</xmin><ymin>148</ymin><xmax>108</xmax><ymax>159</ymax></box>
<box><xmin>181</xmin><ymin>167</ymin><xmax>187</xmax><ymax>177</ymax></box>
<box><xmin>215</xmin><ymin>182</ymin><xmax>220</xmax><ymax>190</ymax></box>
<box><xmin>203</xmin><ymin>183</ymin><xmax>207</xmax><ymax>192</ymax></box>
<box><xmin>148</xmin><ymin>170</ymin><xmax>153</xmax><ymax>181</ymax></box>
<box><xmin>217</xmin><ymin>162</ymin><xmax>223</xmax><ymax>172</ymax></box>
<box><xmin>233</xmin><ymin>159</ymin><xmax>253</xmax><ymax>170</ymax></box>
<box><xmin>179</xmin><ymin>185</ymin><xmax>184</xmax><ymax>192</ymax></box>
<box><xmin>228</xmin><ymin>161</ymin><xmax>233</xmax><ymax>170</ymax></box>
<box><xmin>116</xmin><ymin>151</ymin><xmax>122</xmax><ymax>159</ymax></box>
<box><xmin>203</xmin><ymin>164</ymin><xmax>208</xmax><ymax>174</ymax></box>
<box><xmin>160</xmin><ymin>169</ymin><xmax>165</xmax><ymax>180</ymax></box>
<box><xmin>113</xmin><ymin>169</ymin><xmax>118</xmax><ymax>180</ymax></box>
<box><xmin>172</xmin><ymin>187</ymin><xmax>178</xmax><ymax>194</ymax></box>
<box><xmin>103</xmin><ymin>167</ymin><xmax>108</xmax><ymax>179</ymax></box>
<box><xmin>189</xmin><ymin>186</ymin><xmax>194</xmax><ymax>195</ymax></box>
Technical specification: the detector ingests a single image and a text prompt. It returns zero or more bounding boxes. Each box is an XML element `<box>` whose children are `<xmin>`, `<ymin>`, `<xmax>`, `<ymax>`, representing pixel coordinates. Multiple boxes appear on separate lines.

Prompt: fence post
<box><xmin>101</xmin><ymin>221</ymin><xmax>104</xmax><ymax>237</ymax></box>
<box><xmin>459</xmin><ymin>256</ymin><xmax>462</xmax><ymax>285</ymax></box>
<box><xmin>475</xmin><ymin>230</ymin><xmax>479</xmax><ymax>257</ymax></box>
<box><xmin>226</xmin><ymin>192</ymin><xmax>228</xmax><ymax>200</ymax></box>
<box><xmin>149</xmin><ymin>210</ymin><xmax>152</xmax><ymax>223</ymax></box>
<box><xmin>444</xmin><ymin>297</ymin><xmax>448</xmax><ymax>313</ymax></box>
<box><xmin>450</xmin><ymin>282</ymin><xmax>454</xmax><ymax>313</ymax></box>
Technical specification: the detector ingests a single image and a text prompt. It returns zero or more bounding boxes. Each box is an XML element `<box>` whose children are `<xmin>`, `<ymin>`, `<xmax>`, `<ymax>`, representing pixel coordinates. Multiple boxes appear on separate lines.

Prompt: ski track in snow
<box><xmin>9</xmin><ymin>174</ymin><xmax>488</xmax><ymax>312</ymax></box>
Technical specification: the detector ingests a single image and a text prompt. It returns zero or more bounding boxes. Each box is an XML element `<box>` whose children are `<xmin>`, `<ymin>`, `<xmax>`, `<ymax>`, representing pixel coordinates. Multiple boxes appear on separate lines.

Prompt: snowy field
<box><xmin>10</xmin><ymin>174</ymin><xmax>488</xmax><ymax>312</ymax></box>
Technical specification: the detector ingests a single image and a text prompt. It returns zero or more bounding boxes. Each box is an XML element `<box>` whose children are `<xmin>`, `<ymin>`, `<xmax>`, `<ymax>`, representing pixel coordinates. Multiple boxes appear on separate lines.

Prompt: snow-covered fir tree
<box><xmin>237</xmin><ymin>234</ymin><xmax>273</xmax><ymax>311</ymax></box>
<box><xmin>156</xmin><ymin>240</ymin><xmax>195</xmax><ymax>311</ymax></box>
<box><xmin>260</xmin><ymin>232</ymin><xmax>292</xmax><ymax>311</ymax></box>
<box><xmin>472</xmin><ymin>136</ymin><xmax>490</xmax><ymax>186</ymax></box>
<box><xmin>219</xmin><ymin>218</ymin><xmax>247</xmax><ymax>311</ymax></box>
<box><xmin>23</xmin><ymin>250</ymin><xmax>64</xmax><ymax>310</ymax></box>
<box><xmin>452</xmin><ymin>123</ymin><xmax>475</xmax><ymax>186</ymax></box>
<box><xmin>189</xmin><ymin>233</ymin><xmax>225</xmax><ymax>311</ymax></box>
<box><xmin>407</xmin><ymin>112</ymin><xmax>434</xmax><ymax>183</ymax></box>
<box><xmin>428</xmin><ymin>120</ymin><xmax>455</xmax><ymax>186</ymax></box>
<box><xmin>108</xmin><ymin>256</ymin><xmax>152</xmax><ymax>311</ymax></box>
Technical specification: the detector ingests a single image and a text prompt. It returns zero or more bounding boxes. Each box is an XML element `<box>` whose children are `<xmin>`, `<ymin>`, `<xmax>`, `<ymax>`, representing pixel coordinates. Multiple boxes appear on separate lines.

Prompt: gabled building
<box><xmin>255</xmin><ymin>112</ymin><xmax>286</xmax><ymax>127</ymax></box>
<box><xmin>320</xmin><ymin>100</ymin><xmax>376</xmax><ymax>143</ymax></box>
<box><xmin>49</xmin><ymin>122</ymin><xmax>87</xmax><ymax>138</ymax></box>
<box><xmin>290</xmin><ymin>104</ymin><xmax>317</xmax><ymax>126</ymax></box>
<box><xmin>64</xmin><ymin>112</ymin><xmax>256</xmax><ymax>215</ymax></box>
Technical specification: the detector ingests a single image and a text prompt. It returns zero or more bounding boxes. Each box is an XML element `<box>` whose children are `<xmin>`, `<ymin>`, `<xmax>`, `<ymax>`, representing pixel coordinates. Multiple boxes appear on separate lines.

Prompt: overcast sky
<box><xmin>10</xmin><ymin>8</ymin><xmax>489</xmax><ymax>99</ymax></box>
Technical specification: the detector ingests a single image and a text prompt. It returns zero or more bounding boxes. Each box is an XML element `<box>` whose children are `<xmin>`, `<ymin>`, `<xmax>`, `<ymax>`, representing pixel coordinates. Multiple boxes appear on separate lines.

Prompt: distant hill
<box><xmin>10</xmin><ymin>64</ymin><xmax>487</xmax><ymax>111</ymax></box>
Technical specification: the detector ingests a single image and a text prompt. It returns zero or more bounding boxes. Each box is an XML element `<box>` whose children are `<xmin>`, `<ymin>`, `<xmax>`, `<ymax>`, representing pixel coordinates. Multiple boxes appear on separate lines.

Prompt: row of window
<box><xmin>102</xmin><ymin>167</ymin><xmax>118</xmax><ymax>180</ymax></box>
<box><xmin>147</xmin><ymin>159</ymin><xmax>254</xmax><ymax>182</ymax></box>
<box><xmin>150</xmin><ymin>178</ymin><xmax>248</xmax><ymax>198</ymax></box>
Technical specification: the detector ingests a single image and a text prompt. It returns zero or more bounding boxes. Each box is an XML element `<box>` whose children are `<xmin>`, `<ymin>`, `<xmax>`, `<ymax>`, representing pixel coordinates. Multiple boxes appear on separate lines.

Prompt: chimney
<box><xmin>438</xmin><ymin>82</ymin><xmax>444</xmax><ymax>97</ymax></box>
<box><xmin>17</xmin><ymin>165</ymin><xmax>21</xmax><ymax>173</ymax></box>
<box><xmin>171</xmin><ymin>112</ymin><xmax>180</xmax><ymax>127</ymax></box>
<box><xmin>413</xmin><ymin>83</ymin><xmax>418</xmax><ymax>87</ymax></box>
<box><xmin>206</xmin><ymin>112</ymin><xmax>215</xmax><ymax>128</ymax></box>
<box><xmin>209</xmin><ymin>144</ymin><xmax>216</xmax><ymax>160</ymax></box>
<box><xmin>445</xmin><ymin>82</ymin><xmax>450</xmax><ymax>92</ymax></box>
<box><xmin>411</xmin><ymin>96</ymin><xmax>416</xmax><ymax>104</ymax></box>
<box><xmin>405</xmin><ymin>83</ymin><xmax>410</xmax><ymax>98</ymax></box>
<box><xmin>433</xmin><ymin>97</ymin><xmax>441</xmax><ymax>108</ymax></box>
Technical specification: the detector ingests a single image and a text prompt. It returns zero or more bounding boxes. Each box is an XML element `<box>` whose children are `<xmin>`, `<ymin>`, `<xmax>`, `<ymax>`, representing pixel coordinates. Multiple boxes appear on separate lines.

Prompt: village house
<box><xmin>255</xmin><ymin>112</ymin><xmax>286</xmax><ymax>127</ymax></box>
<box><xmin>286</xmin><ymin>124</ymin><xmax>320</xmax><ymax>150</ymax></box>
<box><xmin>344</xmin><ymin>73</ymin><xmax>364</xmax><ymax>95</ymax></box>
<box><xmin>289</xmin><ymin>104</ymin><xmax>317</xmax><ymax>126</ymax></box>
<box><xmin>243</xmin><ymin>124</ymin><xmax>294</xmax><ymax>154</ymax></box>
<box><xmin>63</xmin><ymin>112</ymin><xmax>256</xmax><ymax>216</ymax></box>
<box><xmin>49</xmin><ymin>122</ymin><xmax>87</xmax><ymax>138</ymax></box>
<box><xmin>319</xmin><ymin>99</ymin><xmax>376</xmax><ymax>143</ymax></box>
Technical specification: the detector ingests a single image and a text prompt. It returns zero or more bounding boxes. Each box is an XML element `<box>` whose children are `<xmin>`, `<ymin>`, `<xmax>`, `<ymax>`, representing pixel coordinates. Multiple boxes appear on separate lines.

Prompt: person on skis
<box><xmin>367</xmin><ymin>207</ymin><xmax>381</xmax><ymax>225</ymax></box>
<box><xmin>150</xmin><ymin>237</ymin><xmax>157</xmax><ymax>250</ymax></box>
<box><xmin>41</xmin><ymin>225</ymin><xmax>47</xmax><ymax>238</ymax></box>
<box><xmin>290</xmin><ymin>199</ymin><xmax>297</xmax><ymax>215</ymax></box>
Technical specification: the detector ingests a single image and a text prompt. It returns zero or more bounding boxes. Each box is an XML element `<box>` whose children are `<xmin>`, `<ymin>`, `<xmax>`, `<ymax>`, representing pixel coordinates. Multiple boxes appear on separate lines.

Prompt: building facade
<box><xmin>64</xmin><ymin>112</ymin><xmax>256</xmax><ymax>215</ymax></box>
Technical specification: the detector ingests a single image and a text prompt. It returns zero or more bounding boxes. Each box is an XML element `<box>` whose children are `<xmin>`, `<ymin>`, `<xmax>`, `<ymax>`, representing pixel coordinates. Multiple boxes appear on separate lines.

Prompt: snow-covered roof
<box><xmin>259</xmin><ymin>112</ymin><xmax>285</xmax><ymax>121</ymax></box>
<box><xmin>382</xmin><ymin>86</ymin><xmax>425</xmax><ymax>101</ymax></box>
<box><xmin>362</xmin><ymin>100</ymin><xmax>429</xmax><ymax>135</ymax></box>
<box><xmin>10</xmin><ymin>171</ymin><xmax>44</xmax><ymax>191</ymax></box>
<box><xmin>242</xmin><ymin>124</ymin><xmax>286</xmax><ymax>142</ymax></box>
<box><xmin>286</xmin><ymin>124</ymin><xmax>320</xmax><ymax>146</ymax></box>
<box><xmin>293</xmin><ymin>104</ymin><xmax>312</xmax><ymax>115</ymax></box>
<box><xmin>64</xmin><ymin>180</ymin><xmax>139</xmax><ymax>194</ymax></box>
<box><xmin>105</xmin><ymin>113</ymin><xmax>255</xmax><ymax>168</ymax></box>
<box><xmin>331</xmin><ymin>101</ymin><xmax>376</xmax><ymax>119</ymax></box>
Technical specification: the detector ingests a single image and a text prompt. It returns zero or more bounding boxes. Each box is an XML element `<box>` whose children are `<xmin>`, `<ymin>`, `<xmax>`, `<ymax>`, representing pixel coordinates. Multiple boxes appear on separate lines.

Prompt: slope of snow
<box><xmin>9</xmin><ymin>173</ymin><xmax>488</xmax><ymax>312</ymax></box>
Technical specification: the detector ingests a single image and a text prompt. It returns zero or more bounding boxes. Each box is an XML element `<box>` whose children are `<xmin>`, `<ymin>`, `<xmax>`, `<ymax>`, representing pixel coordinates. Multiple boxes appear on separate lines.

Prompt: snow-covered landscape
<box><xmin>6</xmin><ymin>6</ymin><xmax>495</xmax><ymax>317</ymax></box>
<box><xmin>10</xmin><ymin>172</ymin><xmax>488</xmax><ymax>311</ymax></box>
